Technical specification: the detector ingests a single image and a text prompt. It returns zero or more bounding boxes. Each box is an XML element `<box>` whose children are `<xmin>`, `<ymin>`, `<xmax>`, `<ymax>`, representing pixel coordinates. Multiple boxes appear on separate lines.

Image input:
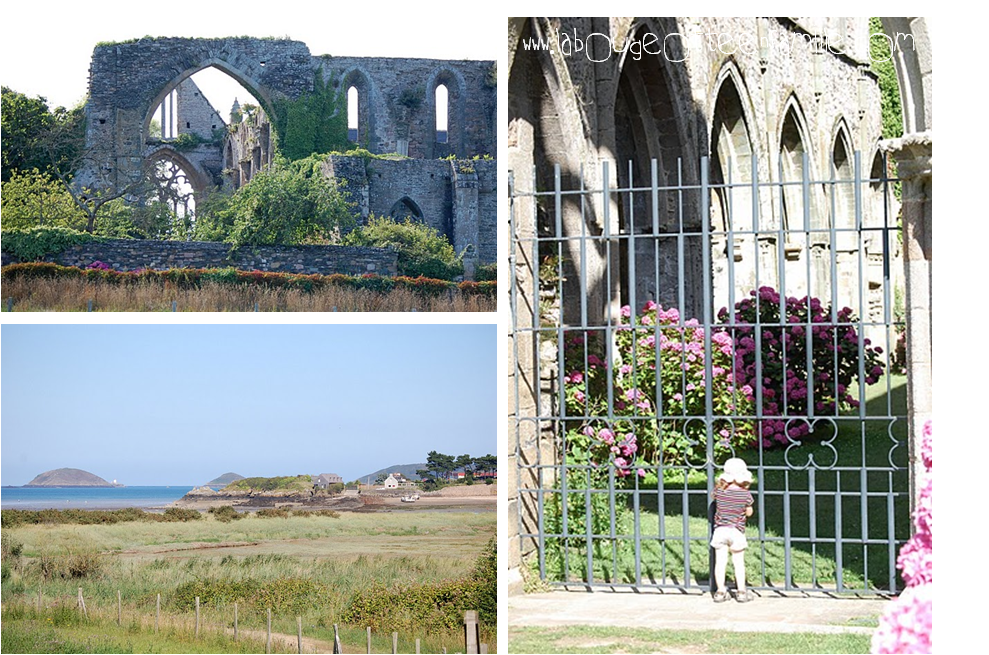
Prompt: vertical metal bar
<box><xmin>726</xmin><ymin>157</ymin><xmax>736</xmax><ymax>315</ymax></box>
<box><xmin>802</xmin><ymin>151</ymin><xmax>814</xmax><ymax>418</ymax></box>
<box><xmin>835</xmin><ymin>472</ymin><xmax>844</xmax><ymax>591</ymax></box>
<box><xmin>783</xmin><ymin>472</ymin><xmax>792</xmax><ymax>589</ymax></box>
<box><xmin>861</xmin><ymin>467</ymin><xmax>869</xmax><ymax>587</ymax></box>
<box><xmin>585</xmin><ymin>470</ymin><xmax>593</xmax><ymax>584</ymax></box>
<box><xmin>888</xmin><ymin>476</ymin><xmax>897</xmax><ymax>593</ymax></box>
<box><xmin>809</xmin><ymin>468</ymin><xmax>817</xmax><ymax>586</ymax></box>
<box><xmin>535</xmin><ymin>167</ymin><xmax>545</xmax><ymax>581</ymax></box>
<box><xmin>555</xmin><ymin>164</ymin><xmax>569</xmax><ymax>585</ymax></box>
<box><xmin>677</xmin><ymin>158</ymin><xmax>686</xmax><ymax>318</ymax></box>
<box><xmin>855</xmin><ymin>152</ymin><xmax>867</xmax><ymax>420</ymax></box>
<box><xmin>634</xmin><ymin>479</ymin><xmax>642</xmax><ymax>586</ymax></box>
<box><xmin>581</xmin><ymin>164</ymin><xmax>589</xmax><ymax>328</ymax></box>
<box><xmin>609</xmin><ymin>467</ymin><xmax>618</xmax><ymax>583</ymax></box>
<box><xmin>628</xmin><ymin>159</ymin><xmax>637</xmax><ymax>317</ymax></box>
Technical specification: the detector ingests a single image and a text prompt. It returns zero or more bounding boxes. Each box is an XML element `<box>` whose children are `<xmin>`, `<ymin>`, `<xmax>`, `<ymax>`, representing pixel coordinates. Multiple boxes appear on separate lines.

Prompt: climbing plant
<box><xmin>272</xmin><ymin>68</ymin><xmax>350</xmax><ymax>161</ymax></box>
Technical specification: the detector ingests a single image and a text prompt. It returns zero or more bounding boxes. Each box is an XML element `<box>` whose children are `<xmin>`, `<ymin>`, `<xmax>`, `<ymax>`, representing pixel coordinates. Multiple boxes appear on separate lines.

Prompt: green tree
<box><xmin>425</xmin><ymin>451</ymin><xmax>456</xmax><ymax>481</ymax></box>
<box><xmin>273</xmin><ymin>70</ymin><xmax>350</xmax><ymax>160</ymax></box>
<box><xmin>1</xmin><ymin>86</ymin><xmax>83</xmax><ymax>183</ymax></box>
<box><xmin>341</xmin><ymin>215</ymin><xmax>464</xmax><ymax>279</ymax></box>
<box><xmin>225</xmin><ymin>154</ymin><xmax>356</xmax><ymax>247</ymax></box>
<box><xmin>472</xmin><ymin>454</ymin><xmax>497</xmax><ymax>474</ymax></box>
<box><xmin>0</xmin><ymin>169</ymin><xmax>84</xmax><ymax>230</ymax></box>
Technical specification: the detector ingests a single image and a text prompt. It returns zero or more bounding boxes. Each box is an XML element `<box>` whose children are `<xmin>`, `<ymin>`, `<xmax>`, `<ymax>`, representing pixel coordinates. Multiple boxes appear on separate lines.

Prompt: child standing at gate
<box><xmin>711</xmin><ymin>457</ymin><xmax>755</xmax><ymax>602</ymax></box>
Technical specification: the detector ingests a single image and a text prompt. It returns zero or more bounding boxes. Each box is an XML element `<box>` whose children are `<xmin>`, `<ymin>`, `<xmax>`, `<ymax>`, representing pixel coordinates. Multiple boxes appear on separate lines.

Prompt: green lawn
<box><xmin>508</xmin><ymin>625</ymin><xmax>871</xmax><ymax>654</ymax></box>
<box><xmin>538</xmin><ymin>375</ymin><xmax>909</xmax><ymax>593</ymax></box>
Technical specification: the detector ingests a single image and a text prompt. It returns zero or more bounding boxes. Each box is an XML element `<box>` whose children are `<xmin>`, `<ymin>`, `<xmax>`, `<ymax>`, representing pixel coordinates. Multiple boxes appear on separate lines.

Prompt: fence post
<box><xmin>117</xmin><ymin>590</ymin><xmax>122</xmax><ymax>626</ymax></box>
<box><xmin>87</xmin><ymin>299</ymin><xmax>93</xmax><ymax>312</ymax></box>
<box><xmin>367</xmin><ymin>626</ymin><xmax>371</xmax><ymax>654</ymax></box>
<box><xmin>415</xmin><ymin>637</ymin><xmax>420</xmax><ymax>654</ymax></box>
<box><xmin>392</xmin><ymin>631</ymin><xmax>398</xmax><ymax>654</ymax></box>
<box><xmin>6</xmin><ymin>298</ymin><xmax>13</xmax><ymax>312</ymax></box>
<box><xmin>37</xmin><ymin>588</ymin><xmax>42</xmax><ymax>612</ymax></box>
<box><xmin>298</xmin><ymin>616</ymin><xmax>303</xmax><ymax>654</ymax></box>
<box><xmin>480</xmin><ymin>645</ymin><xmax>488</xmax><ymax>654</ymax></box>
<box><xmin>156</xmin><ymin>593</ymin><xmax>160</xmax><ymax>632</ymax></box>
<box><xmin>333</xmin><ymin>623</ymin><xmax>342</xmax><ymax>654</ymax></box>
<box><xmin>77</xmin><ymin>587</ymin><xmax>87</xmax><ymax>618</ymax></box>
<box><xmin>172</xmin><ymin>300</ymin><xmax>177</xmax><ymax>312</ymax></box>
<box><xmin>234</xmin><ymin>603</ymin><xmax>238</xmax><ymax>640</ymax></box>
<box><xmin>266</xmin><ymin>609</ymin><xmax>272</xmax><ymax>654</ymax></box>
<box><xmin>195</xmin><ymin>596</ymin><xmax>200</xmax><ymax>638</ymax></box>
<box><xmin>464</xmin><ymin>610</ymin><xmax>479</xmax><ymax>654</ymax></box>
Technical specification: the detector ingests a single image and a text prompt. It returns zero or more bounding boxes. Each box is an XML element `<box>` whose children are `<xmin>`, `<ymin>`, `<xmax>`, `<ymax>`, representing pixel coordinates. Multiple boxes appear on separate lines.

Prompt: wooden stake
<box><xmin>415</xmin><ymin>637</ymin><xmax>421</xmax><ymax>654</ymax></box>
<box><xmin>37</xmin><ymin>588</ymin><xmax>41</xmax><ymax>612</ymax></box>
<box><xmin>117</xmin><ymin>590</ymin><xmax>122</xmax><ymax>626</ymax></box>
<box><xmin>297</xmin><ymin>616</ymin><xmax>303</xmax><ymax>654</ymax></box>
<box><xmin>77</xmin><ymin>587</ymin><xmax>87</xmax><ymax>618</ymax></box>
<box><xmin>333</xmin><ymin>623</ymin><xmax>342</xmax><ymax>654</ymax></box>
<box><xmin>464</xmin><ymin>610</ymin><xmax>479</xmax><ymax>654</ymax></box>
<box><xmin>392</xmin><ymin>631</ymin><xmax>398</xmax><ymax>654</ymax></box>
<box><xmin>195</xmin><ymin>596</ymin><xmax>200</xmax><ymax>638</ymax></box>
<box><xmin>156</xmin><ymin>594</ymin><xmax>160</xmax><ymax>632</ymax></box>
<box><xmin>481</xmin><ymin>645</ymin><xmax>488</xmax><ymax>654</ymax></box>
<box><xmin>367</xmin><ymin>626</ymin><xmax>372</xmax><ymax>654</ymax></box>
<box><xmin>266</xmin><ymin>609</ymin><xmax>272</xmax><ymax>654</ymax></box>
<box><xmin>234</xmin><ymin>603</ymin><xmax>238</xmax><ymax>641</ymax></box>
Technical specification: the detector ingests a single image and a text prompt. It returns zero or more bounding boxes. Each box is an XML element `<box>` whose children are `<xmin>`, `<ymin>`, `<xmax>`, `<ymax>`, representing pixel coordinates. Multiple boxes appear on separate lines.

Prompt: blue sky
<box><xmin>1</xmin><ymin>324</ymin><xmax>496</xmax><ymax>486</ymax></box>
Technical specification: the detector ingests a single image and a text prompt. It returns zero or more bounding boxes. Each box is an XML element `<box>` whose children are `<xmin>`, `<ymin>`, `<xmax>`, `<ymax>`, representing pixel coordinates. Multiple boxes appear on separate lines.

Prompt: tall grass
<box><xmin>1</xmin><ymin>276</ymin><xmax>496</xmax><ymax>312</ymax></box>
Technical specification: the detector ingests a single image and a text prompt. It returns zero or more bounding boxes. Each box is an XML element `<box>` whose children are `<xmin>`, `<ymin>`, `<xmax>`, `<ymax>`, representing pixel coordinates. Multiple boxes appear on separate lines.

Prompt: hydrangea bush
<box><xmin>718</xmin><ymin>287</ymin><xmax>885</xmax><ymax>447</ymax></box>
<box><xmin>872</xmin><ymin>420</ymin><xmax>933</xmax><ymax>653</ymax></box>
<box><xmin>562</xmin><ymin>300</ymin><xmax>754</xmax><ymax>478</ymax></box>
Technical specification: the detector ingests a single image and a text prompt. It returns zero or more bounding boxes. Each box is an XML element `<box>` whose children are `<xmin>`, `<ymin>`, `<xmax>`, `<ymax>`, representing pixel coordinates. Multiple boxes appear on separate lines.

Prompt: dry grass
<box><xmin>1</xmin><ymin>277</ymin><xmax>496</xmax><ymax>312</ymax></box>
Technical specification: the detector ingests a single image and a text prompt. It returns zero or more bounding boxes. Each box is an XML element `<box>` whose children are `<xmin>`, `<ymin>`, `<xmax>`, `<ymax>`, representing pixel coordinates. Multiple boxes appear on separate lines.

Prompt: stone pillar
<box><xmin>452</xmin><ymin>161</ymin><xmax>480</xmax><ymax>262</ymax></box>
<box><xmin>881</xmin><ymin>131</ymin><xmax>932</xmax><ymax>516</ymax></box>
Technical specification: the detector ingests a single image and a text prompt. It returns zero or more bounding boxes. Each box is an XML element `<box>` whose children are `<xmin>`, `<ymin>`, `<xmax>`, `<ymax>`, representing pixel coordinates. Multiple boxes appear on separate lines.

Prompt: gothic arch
<box><xmin>144</xmin><ymin>145</ymin><xmax>214</xmax><ymax>197</ymax></box>
<box><xmin>342</xmin><ymin>67</ymin><xmax>373</xmax><ymax>147</ymax></box>
<box><xmin>425</xmin><ymin>67</ymin><xmax>467</xmax><ymax>158</ymax></box>
<box><xmin>388</xmin><ymin>196</ymin><xmax>424</xmax><ymax>221</ymax></box>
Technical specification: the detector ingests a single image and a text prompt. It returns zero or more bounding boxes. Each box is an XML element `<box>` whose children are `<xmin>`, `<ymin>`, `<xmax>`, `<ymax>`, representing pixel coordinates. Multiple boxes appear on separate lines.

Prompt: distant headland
<box><xmin>21</xmin><ymin>468</ymin><xmax>123</xmax><ymax>488</ymax></box>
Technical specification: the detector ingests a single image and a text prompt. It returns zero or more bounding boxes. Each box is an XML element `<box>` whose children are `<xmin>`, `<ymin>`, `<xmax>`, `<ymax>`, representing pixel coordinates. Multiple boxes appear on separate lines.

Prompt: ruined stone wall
<box><xmin>325</xmin><ymin>155</ymin><xmax>497</xmax><ymax>265</ymax></box>
<box><xmin>28</xmin><ymin>240</ymin><xmax>397</xmax><ymax>277</ymax></box>
<box><xmin>317</xmin><ymin>56</ymin><xmax>496</xmax><ymax>158</ymax></box>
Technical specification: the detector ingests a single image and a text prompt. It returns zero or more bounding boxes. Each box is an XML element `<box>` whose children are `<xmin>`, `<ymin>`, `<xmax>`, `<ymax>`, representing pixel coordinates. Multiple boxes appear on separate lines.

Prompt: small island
<box><xmin>205</xmin><ymin>472</ymin><xmax>245</xmax><ymax>487</ymax></box>
<box><xmin>23</xmin><ymin>468</ymin><xmax>122</xmax><ymax>487</ymax></box>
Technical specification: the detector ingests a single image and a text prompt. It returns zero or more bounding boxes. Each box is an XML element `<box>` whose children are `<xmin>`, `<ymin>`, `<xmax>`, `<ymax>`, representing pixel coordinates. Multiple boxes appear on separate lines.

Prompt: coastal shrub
<box><xmin>341</xmin><ymin>215</ymin><xmax>464</xmax><ymax>280</ymax></box>
<box><xmin>718</xmin><ymin>287</ymin><xmax>884</xmax><ymax>447</ymax></box>
<box><xmin>1</xmin><ymin>533</ymin><xmax>23</xmax><ymax>581</ymax></box>
<box><xmin>256</xmin><ymin>508</ymin><xmax>291</xmax><ymax>519</ymax></box>
<box><xmin>1</xmin><ymin>507</ymin><xmax>157</xmax><ymax>528</ymax></box>
<box><xmin>172</xmin><ymin>577</ymin><xmax>327</xmax><ymax>615</ymax></box>
<box><xmin>207</xmin><ymin>505</ymin><xmax>242</xmax><ymax>523</ymax></box>
<box><xmin>36</xmin><ymin>550</ymin><xmax>104</xmax><ymax>580</ymax></box>
<box><xmin>162</xmin><ymin>507</ymin><xmax>201</xmax><ymax>522</ymax></box>
<box><xmin>341</xmin><ymin>538</ymin><xmax>496</xmax><ymax>632</ymax></box>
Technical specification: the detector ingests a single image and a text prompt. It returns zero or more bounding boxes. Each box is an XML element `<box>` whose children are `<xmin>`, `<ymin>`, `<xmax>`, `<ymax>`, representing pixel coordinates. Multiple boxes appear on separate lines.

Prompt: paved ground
<box><xmin>508</xmin><ymin>589</ymin><xmax>890</xmax><ymax>635</ymax></box>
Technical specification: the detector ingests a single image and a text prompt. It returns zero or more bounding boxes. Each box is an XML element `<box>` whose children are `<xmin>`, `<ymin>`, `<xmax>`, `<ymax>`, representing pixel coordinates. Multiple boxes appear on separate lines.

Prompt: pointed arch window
<box><xmin>435</xmin><ymin>84</ymin><xmax>449</xmax><ymax>143</ymax></box>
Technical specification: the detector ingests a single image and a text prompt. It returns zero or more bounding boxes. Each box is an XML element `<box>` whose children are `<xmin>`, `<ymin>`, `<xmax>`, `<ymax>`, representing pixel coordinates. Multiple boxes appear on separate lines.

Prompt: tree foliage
<box><xmin>197</xmin><ymin>154</ymin><xmax>355</xmax><ymax>247</ymax></box>
<box><xmin>869</xmin><ymin>17</ymin><xmax>904</xmax><ymax>140</ymax></box>
<box><xmin>1</xmin><ymin>86</ymin><xmax>84</xmax><ymax>184</ymax></box>
<box><xmin>341</xmin><ymin>215</ymin><xmax>463</xmax><ymax>280</ymax></box>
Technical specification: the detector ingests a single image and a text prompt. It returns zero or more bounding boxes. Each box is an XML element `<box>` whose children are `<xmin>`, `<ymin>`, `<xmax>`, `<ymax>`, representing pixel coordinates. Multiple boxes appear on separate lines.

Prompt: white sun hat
<box><xmin>720</xmin><ymin>457</ymin><xmax>753</xmax><ymax>484</ymax></box>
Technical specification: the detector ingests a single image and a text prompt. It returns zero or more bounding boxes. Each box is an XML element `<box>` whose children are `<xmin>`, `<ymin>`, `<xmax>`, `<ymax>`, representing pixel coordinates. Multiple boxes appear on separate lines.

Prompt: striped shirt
<box><xmin>714</xmin><ymin>485</ymin><xmax>754</xmax><ymax>532</ymax></box>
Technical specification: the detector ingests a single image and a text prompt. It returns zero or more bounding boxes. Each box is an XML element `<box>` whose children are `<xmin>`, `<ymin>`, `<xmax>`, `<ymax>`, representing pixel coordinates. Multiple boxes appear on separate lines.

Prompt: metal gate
<box><xmin>510</xmin><ymin>153</ymin><xmax>908</xmax><ymax>595</ymax></box>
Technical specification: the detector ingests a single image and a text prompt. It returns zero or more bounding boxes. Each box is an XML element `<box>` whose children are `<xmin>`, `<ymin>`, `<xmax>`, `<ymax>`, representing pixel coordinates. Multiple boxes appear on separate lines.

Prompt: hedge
<box><xmin>1</xmin><ymin>263</ymin><xmax>496</xmax><ymax>299</ymax></box>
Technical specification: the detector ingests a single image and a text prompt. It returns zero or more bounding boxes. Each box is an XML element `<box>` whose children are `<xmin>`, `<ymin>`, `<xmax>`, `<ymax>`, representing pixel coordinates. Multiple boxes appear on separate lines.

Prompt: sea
<box><xmin>0</xmin><ymin>486</ymin><xmax>196</xmax><ymax>511</ymax></box>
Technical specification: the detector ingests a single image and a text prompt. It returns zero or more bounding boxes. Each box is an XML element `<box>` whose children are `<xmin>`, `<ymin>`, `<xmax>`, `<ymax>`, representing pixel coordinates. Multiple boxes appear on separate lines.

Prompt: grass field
<box><xmin>1</xmin><ymin>276</ymin><xmax>496</xmax><ymax>312</ymax></box>
<box><xmin>508</xmin><ymin>625</ymin><xmax>871</xmax><ymax>654</ymax></box>
<box><xmin>1</xmin><ymin>509</ymin><xmax>496</xmax><ymax>653</ymax></box>
<box><xmin>537</xmin><ymin>374</ymin><xmax>909</xmax><ymax>594</ymax></box>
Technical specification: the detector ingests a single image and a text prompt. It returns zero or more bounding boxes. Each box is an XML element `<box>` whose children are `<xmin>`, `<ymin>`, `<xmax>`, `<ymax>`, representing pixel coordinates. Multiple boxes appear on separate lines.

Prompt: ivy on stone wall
<box><xmin>272</xmin><ymin>69</ymin><xmax>350</xmax><ymax>161</ymax></box>
<box><xmin>869</xmin><ymin>17</ymin><xmax>903</xmax><ymax>141</ymax></box>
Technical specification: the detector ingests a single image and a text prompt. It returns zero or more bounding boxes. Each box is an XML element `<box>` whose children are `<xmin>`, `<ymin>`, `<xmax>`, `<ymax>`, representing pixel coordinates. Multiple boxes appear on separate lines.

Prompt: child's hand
<box><xmin>745</xmin><ymin>506</ymin><xmax>753</xmax><ymax>517</ymax></box>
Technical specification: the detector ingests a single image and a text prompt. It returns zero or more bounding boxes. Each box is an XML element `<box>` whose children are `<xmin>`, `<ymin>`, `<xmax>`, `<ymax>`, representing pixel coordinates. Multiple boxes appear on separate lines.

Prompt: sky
<box><xmin>1</xmin><ymin>1</ymin><xmax>501</xmax><ymax>121</ymax></box>
<box><xmin>0</xmin><ymin>324</ymin><xmax>497</xmax><ymax>486</ymax></box>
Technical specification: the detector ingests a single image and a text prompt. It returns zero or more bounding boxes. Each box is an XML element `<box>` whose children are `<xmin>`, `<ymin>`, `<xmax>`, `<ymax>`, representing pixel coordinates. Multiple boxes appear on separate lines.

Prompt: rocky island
<box><xmin>23</xmin><ymin>468</ymin><xmax>121</xmax><ymax>487</ymax></box>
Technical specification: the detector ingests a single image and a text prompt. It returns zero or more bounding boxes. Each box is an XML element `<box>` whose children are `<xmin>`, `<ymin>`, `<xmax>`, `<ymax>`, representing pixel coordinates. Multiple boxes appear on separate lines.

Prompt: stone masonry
<box><xmin>24</xmin><ymin>240</ymin><xmax>397</xmax><ymax>277</ymax></box>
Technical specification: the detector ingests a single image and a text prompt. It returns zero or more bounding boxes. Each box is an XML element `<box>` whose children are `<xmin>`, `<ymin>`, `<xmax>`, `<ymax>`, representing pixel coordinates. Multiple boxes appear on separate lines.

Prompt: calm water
<box><xmin>0</xmin><ymin>486</ymin><xmax>195</xmax><ymax>510</ymax></box>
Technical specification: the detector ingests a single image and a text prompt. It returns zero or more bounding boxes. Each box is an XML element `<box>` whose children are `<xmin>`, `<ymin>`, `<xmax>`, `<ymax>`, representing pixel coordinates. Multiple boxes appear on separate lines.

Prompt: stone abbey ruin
<box><xmin>77</xmin><ymin>36</ymin><xmax>497</xmax><ymax>266</ymax></box>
